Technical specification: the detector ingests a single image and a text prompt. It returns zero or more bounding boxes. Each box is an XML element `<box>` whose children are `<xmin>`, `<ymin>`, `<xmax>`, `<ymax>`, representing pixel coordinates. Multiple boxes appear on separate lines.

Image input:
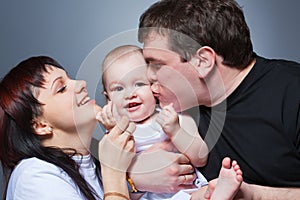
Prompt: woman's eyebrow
<box><xmin>51</xmin><ymin>76</ymin><xmax>63</xmax><ymax>90</ymax></box>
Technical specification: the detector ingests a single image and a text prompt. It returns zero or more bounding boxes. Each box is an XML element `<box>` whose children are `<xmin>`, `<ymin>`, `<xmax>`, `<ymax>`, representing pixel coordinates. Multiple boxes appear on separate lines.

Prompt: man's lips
<box><xmin>152</xmin><ymin>92</ymin><xmax>160</xmax><ymax>98</ymax></box>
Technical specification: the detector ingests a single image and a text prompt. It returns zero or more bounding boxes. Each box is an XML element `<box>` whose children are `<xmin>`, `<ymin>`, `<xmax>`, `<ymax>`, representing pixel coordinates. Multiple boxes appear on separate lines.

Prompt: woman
<box><xmin>0</xmin><ymin>56</ymin><xmax>135</xmax><ymax>200</ymax></box>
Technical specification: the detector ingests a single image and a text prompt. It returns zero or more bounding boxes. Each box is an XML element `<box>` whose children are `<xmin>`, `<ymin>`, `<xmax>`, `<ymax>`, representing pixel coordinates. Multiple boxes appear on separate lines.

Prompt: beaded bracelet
<box><xmin>126</xmin><ymin>175</ymin><xmax>138</xmax><ymax>193</ymax></box>
<box><xmin>104</xmin><ymin>192</ymin><xmax>130</xmax><ymax>200</ymax></box>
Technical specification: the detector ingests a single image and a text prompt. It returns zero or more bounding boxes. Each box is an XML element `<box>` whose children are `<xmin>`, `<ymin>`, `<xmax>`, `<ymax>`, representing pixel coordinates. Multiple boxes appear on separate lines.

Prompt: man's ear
<box><xmin>189</xmin><ymin>46</ymin><xmax>216</xmax><ymax>78</ymax></box>
<box><xmin>32</xmin><ymin>120</ymin><xmax>53</xmax><ymax>136</ymax></box>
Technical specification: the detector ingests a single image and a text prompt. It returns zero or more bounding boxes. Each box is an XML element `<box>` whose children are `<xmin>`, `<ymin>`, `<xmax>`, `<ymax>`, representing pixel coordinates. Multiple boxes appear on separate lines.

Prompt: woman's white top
<box><xmin>6</xmin><ymin>154</ymin><xmax>103</xmax><ymax>200</ymax></box>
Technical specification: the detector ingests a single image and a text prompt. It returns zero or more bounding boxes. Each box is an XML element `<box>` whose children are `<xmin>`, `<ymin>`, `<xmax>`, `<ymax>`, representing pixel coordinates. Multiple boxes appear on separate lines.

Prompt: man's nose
<box><xmin>147</xmin><ymin>67</ymin><xmax>157</xmax><ymax>83</ymax></box>
<box><xmin>150</xmin><ymin>82</ymin><xmax>160</xmax><ymax>93</ymax></box>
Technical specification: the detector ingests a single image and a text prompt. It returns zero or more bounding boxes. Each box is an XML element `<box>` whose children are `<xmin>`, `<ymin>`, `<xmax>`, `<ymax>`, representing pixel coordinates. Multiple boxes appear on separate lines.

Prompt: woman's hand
<box><xmin>98</xmin><ymin>116</ymin><xmax>136</xmax><ymax>172</ymax></box>
<box><xmin>98</xmin><ymin>116</ymin><xmax>135</xmax><ymax>199</ymax></box>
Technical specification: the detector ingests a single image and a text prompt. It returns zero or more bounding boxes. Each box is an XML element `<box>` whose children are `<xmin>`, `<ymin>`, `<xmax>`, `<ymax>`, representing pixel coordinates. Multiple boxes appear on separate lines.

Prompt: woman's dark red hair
<box><xmin>0</xmin><ymin>56</ymin><xmax>100</xmax><ymax>200</ymax></box>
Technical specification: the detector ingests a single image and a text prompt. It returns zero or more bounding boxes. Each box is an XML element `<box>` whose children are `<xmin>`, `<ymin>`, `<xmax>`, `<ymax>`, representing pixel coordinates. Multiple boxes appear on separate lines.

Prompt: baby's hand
<box><xmin>96</xmin><ymin>101</ymin><xmax>116</xmax><ymax>131</ymax></box>
<box><xmin>156</xmin><ymin>103</ymin><xmax>180</xmax><ymax>137</ymax></box>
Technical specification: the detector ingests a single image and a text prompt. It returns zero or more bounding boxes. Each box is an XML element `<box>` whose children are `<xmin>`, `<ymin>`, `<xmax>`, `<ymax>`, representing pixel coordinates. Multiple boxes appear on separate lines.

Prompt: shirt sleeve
<box><xmin>9</xmin><ymin>159</ymin><xmax>84</xmax><ymax>200</ymax></box>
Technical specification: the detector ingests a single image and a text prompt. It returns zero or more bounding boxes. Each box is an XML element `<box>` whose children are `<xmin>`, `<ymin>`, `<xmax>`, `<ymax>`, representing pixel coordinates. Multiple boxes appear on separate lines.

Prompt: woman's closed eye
<box><xmin>57</xmin><ymin>85</ymin><xmax>67</xmax><ymax>93</ymax></box>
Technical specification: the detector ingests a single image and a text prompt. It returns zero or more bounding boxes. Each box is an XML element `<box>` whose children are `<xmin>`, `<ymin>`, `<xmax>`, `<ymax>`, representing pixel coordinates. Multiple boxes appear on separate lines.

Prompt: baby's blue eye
<box><xmin>113</xmin><ymin>86</ymin><xmax>123</xmax><ymax>92</ymax></box>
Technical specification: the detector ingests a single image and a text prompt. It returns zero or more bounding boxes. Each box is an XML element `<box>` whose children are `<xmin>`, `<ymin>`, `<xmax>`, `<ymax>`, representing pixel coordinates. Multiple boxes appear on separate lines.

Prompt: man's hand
<box><xmin>128</xmin><ymin>143</ymin><xmax>197</xmax><ymax>193</ymax></box>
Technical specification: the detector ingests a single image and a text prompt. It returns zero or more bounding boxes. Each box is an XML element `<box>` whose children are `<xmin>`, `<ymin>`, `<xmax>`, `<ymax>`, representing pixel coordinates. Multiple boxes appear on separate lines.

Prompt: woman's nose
<box><xmin>75</xmin><ymin>80</ymin><xmax>87</xmax><ymax>93</ymax></box>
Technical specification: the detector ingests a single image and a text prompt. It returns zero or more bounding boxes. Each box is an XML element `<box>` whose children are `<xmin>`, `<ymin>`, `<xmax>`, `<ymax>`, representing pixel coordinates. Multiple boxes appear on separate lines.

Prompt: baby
<box><xmin>98</xmin><ymin>45</ymin><xmax>242</xmax><ymax>200</ymax></box>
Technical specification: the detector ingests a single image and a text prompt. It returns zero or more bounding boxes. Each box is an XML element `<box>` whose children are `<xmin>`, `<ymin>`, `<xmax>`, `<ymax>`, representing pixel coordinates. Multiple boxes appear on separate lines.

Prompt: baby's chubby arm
<box><xmin>156</xmin><ymin>104</ymin><xmax>208</xmax><ymax>167</ymax></box>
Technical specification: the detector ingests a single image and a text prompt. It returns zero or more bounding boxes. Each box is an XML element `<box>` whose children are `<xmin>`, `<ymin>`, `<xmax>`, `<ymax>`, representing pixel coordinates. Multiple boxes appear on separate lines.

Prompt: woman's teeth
<box><xmin>79</xmin><ymin>96</ymin><xmax>90</xmax><ymax>106</ymax></box>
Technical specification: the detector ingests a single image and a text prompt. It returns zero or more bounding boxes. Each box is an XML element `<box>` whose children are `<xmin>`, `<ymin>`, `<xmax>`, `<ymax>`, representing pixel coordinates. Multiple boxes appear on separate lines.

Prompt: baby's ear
<box><xmin>103</xmin><ymin>91</ymin><xmax>110</xmax><ymax>101</ymax></box>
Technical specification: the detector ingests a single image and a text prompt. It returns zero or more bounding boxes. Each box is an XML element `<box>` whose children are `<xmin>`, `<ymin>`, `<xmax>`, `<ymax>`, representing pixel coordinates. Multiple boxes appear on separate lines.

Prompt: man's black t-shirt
<box><xmin>198</xmin><ymin>55</ymin><xmax>300</xmax><ymax>187</ymax></box>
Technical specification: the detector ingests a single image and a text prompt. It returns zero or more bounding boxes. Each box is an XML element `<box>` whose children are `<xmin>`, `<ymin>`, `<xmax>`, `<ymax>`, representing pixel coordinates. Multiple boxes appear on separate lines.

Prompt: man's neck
<box><xmin>209</xmin><ymin>58</ymin><xmax>256</xmax><ymax>107</ymax></box>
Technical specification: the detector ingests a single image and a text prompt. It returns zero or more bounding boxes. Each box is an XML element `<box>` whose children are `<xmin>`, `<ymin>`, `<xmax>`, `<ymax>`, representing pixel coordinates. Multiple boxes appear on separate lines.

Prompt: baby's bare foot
<box><xmin>207</xmin><ymin>157</ymin><xmax>243</xmax><ymax>200</ymax></box>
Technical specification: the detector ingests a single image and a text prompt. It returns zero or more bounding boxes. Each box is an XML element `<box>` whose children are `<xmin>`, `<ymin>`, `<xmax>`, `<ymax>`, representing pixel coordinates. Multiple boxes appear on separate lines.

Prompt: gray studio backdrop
<box><xmin>1</xmin><ymin>0</ymin><xmax>300</xmax><ymax>196</ymax></box>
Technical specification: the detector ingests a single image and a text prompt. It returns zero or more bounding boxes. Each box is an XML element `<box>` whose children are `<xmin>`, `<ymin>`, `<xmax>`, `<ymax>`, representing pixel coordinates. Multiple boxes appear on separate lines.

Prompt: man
<box><xmin>128</xmin><ymin>0</ymin><xmax>300</xmax><ymax>199</ymax></box>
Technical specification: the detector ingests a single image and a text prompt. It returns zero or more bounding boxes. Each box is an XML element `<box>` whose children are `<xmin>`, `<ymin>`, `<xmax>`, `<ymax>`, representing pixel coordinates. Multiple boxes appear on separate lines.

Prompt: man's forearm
<box><xmin>237</xmin><ymin>182</ymin><xmax>300</xmax><ymax>200</ymax></box>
